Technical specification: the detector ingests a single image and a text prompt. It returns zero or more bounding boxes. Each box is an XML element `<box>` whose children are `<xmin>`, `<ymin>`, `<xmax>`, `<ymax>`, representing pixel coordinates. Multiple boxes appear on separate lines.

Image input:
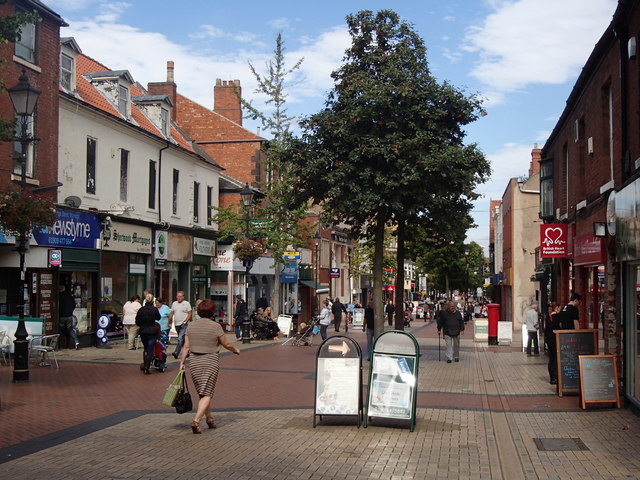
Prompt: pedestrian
<box><xmin>436</xmin><ymin>300</ymin><xmax>465</xmax><ymax>363</ymax></box>
<box><xmin>155</xmin><ymin>297</ymin><xmax>171</xmax><ymax>346</ymax></box>
<box><xmin>525</xmin><ymin>304</ymin><xmax>540</xmax><ymax>355</ymax></box>
<box><xmin>135</xmin><ymin>293</ymin><xmax>161</xmax><ymax>374</ymax></box>
<box><xmin>233</xmin><ymin>295</ymin><xmax>248</xmax><ymax>341</ymax></box>
<box><xmin>58</xmin><ymin>284</ymin><xmax>79</xmax><ymax>349</ymax></box>
<box><xmin>179</xmin><ymin>298</ymin><xmax>240</xmax><ymax>434</ymax></box>
<box><xmin>142</xmin><ymin>289</ymin><xmax>156</xmax><ymax>306</ymax></box>
<box><xmin>123</xmin><ymin>294</ymin><xmax>142</xmax><ymax>350</ymax></box>
<box><xmin>385</xmin><ymin>300</ymin><xmax>394</xmax><ymax>326</ymax></box>
<box><xmin>556</xmin><ymin>293</ymin><xmax>582</xmax><ymax>330</ymax></box>
<box><xmin>546</xmin><ymin>302</ymin><xmax>561</xmax><ymax>384</ymax></box>
<box><xmin>318</xmin><ymin>299</ymin><xmax>332</xmax><ymax>341</ymax></box>
<box><xmin>331</xmin><ymin>297</ymin><xmax>347</xmax><ymax>332</ymax></box>
<box><xmin>364</xmin><ymin>299</ymin><xmax>375</xmax><ymax>360</ymax></box>
<box><xmin>256</xmin><ymin>294</ymin><xmax>269</xmax><ymax>311</ymax></box>
<box><xmin>169</xmin><ymin>291</ymin><xmax>192</xmax><ymax>359</ymax></box>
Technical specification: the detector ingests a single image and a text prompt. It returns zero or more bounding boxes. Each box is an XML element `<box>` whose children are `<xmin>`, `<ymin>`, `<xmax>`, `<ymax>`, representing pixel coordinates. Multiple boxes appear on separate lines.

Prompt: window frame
<box><xmin>119</xmin><ymin>149</ymin><xmax>129</xmax><ymax>202</ymax></box>
<box><xmin>86</xmin><ymin>137</ymin><xmax>97</xmax><ymax>195</ymax></box>
<box><xmin>148</xmin><ymin>160</ymin><xmax>157</xmax><ymax>209</ymax></box>
<box><xmin>60</xmin><ymin>52</ymin><xmax>74</xmax><ymax>91</ymax></box>
<box><xmin>172</xmin><ymin>168</ymin><xmax>179</xmax><ymax>215</ymax></box>
<box><xmin>15</xmin><ymin>20</ymin><xmax>36</xmax><ymax>63</ymax></box>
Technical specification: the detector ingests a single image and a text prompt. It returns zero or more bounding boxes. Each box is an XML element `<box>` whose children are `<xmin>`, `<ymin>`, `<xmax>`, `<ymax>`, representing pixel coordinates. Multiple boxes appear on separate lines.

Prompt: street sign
<box><xmin>283</xmin><ymin>251</ymin><xmax>301</xmax><ymax>260</ymax></box>
<box><xmin>330</xmin><ymin>268</ymin><xmax>340</xmax><ymax>278</ymax></box>
<box><xmin>250</xmin><ymin>219</ymin><xmax>273</xmax><ymax>230</ymax></box>
<box><xmin>48</xmin><ymin>249</ymin><xmax>62</xmax><ymax>267</ymax></box>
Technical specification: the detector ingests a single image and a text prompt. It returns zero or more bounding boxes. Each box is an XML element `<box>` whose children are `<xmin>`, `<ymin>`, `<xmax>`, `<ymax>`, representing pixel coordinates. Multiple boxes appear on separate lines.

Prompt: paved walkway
<box><xmin>1</xmin><ymin>320</ymin><xmax>639</xmax><ymax>479</ymax></box>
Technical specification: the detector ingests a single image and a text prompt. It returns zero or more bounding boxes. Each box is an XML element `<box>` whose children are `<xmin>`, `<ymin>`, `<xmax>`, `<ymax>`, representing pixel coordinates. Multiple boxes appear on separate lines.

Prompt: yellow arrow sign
<box><xmin>328</xmin><ymin>341</ymin><xmax>350</xmax><ymax>356</ymax></box>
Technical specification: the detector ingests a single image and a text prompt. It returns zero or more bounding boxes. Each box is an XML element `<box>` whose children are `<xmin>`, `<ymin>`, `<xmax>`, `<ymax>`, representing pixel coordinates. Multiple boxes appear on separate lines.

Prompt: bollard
<box><xmin>241</xmin><ymin>318</ymin><xmax>252</xmax><ymax>344</ymax></box>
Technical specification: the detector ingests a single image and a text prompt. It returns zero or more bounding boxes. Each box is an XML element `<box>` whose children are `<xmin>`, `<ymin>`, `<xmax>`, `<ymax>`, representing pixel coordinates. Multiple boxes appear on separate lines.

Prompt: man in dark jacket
<box><xmin>437</xmin><ymin>300</ymin><xmax>465</xmax><ymax>363</ymax></box>
<box><xmin>331</xmin><ymin>297</ymin><xmax>348</xmax><ymax>332</ymax></box>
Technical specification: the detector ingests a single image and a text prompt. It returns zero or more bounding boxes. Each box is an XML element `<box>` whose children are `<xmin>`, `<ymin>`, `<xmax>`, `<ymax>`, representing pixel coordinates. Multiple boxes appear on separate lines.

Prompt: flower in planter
<box><xmin>0</xmin><ymin>189</ymin><xmax>56</xmax><ymax>238</ymax></box>
<box><xmin>232</xmin><ymin>238</ymin><xmax>265</xmax><ymax>261</ymax></box>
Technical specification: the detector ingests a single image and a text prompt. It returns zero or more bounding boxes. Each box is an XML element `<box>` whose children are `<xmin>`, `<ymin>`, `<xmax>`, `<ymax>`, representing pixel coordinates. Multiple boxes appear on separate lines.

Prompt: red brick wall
<box><xmin>214</xmin><ymin>79</ymin><xmax>242</xmax><ymax>125</ymax></box>
<box><xmin>0</xmin><ymin>0</ymin><xmax>62</xmax><ymax>201</ymax></box>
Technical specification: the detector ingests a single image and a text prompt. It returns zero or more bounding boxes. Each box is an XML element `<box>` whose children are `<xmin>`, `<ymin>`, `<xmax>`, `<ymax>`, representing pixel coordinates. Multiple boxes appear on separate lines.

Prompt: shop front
<box><xmin>614</xmin><ymin>180</ymin><xmax>640</xmax><ymax>409</ymax></box>
<box><xmin>191</xmin><ymin>236</ymin><xmax>216</xmax><ymax>305</ymax></box>
<box><xmin>100</xmin><ymin>220</ymin><xmax>153</xmax><ymax>327</ymax></box>
<box><xmin>572</xmin><ymin>232</ymin><xmax>606</xmax><ymax>333</ymax></box>
<box><xmin>154</xmin><ymin>230</ymin><xmax>192</xmax><ymax>304</ymax></box>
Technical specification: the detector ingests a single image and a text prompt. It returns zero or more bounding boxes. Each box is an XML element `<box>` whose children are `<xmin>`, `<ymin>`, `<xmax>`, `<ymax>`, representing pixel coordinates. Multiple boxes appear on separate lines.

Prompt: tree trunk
<box><xmin>272</xmin><ymin>263</ymin><xmax>281</xmax><ymax>316</ymax></box>
<box><xmin>373</xmin><ymin>211</ymin><xmax>386</xmax><ymax>336</ymax></box>
<box><xmin>395</xmin><ymin>219</ymin><xmax>405</xmax><ymax>330</ymax></box>
<box><xmin>445</xmin><ymin>273</ymin><xmax>450</xmax><ymax>299</ymax></box>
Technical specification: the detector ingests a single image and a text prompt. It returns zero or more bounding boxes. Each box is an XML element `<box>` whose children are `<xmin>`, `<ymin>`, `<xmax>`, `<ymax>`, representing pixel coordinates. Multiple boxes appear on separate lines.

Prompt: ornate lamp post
<box><xmin>314</xmin><ymin>230</ymin><xmax>321</xmax><ymax>317</ymax></box>
<box><xmin>239</xmin><ymin>183</ymin><xmax>255</xmax><ymax>344</ymax></box>
<box><xmin>8</xmin><ymin>70</ymin><xmax>40</xmax><ymax>382</ymax></box>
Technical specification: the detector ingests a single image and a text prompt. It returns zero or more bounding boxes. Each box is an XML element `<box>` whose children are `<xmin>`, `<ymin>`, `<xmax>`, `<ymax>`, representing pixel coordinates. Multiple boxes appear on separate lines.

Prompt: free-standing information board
<box><xmin>556</xmin><ymin>329</ymin><xmax>598</xmax><ymax>396</ymax></box>
<box><xmin>579</xmin><ymin>355</ymin><xmax>620</xmax><ymax>409</ymax></box>
<box><xmin>314</xmin><ymin>336</ymin><xmax>363</xmax><ymax>427</ymax></box>
<box><xmin>352</xmin><ymin>308</ymin><xmax>364</xmax><ymax>328</ymax></box>
<box><xmin>277</xmin><ymin>315</ymin><xmax>293</xmax><ymax>337</ymax></box>
<box><xmin>365</xmin><ymin>330</ymin><xmax>419</xmax><ymax>432</ymax></box>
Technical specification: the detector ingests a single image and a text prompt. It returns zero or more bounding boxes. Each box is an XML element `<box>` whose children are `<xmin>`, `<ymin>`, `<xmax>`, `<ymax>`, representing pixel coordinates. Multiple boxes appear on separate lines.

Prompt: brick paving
<box><xmin>1</xmin><ymin>320</ymin><xmax>640</xmax><ymax>479</ymax></box>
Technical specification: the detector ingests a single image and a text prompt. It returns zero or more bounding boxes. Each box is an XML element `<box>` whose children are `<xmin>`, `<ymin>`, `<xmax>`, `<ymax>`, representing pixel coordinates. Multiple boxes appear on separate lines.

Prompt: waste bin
<box><xmin>487</xmin><ymin>303</ymin><xmax>500</xmax><ymax>345</ymax></box>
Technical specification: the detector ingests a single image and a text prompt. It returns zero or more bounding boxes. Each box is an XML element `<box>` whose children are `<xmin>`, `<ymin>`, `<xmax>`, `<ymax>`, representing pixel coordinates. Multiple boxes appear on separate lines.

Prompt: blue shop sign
<box><xmin>280</xmin><ymin>261</ymin><xmax>299</xmax><ymax>284</ymax></box>
<box><xmin>33</xmin><ymin>209</ymin><xmax>101</xmax><ymax>249</ymax></box>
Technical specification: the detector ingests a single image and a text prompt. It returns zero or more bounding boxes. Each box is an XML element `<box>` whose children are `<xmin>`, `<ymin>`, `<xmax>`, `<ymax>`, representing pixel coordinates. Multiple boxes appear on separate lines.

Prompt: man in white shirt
<box><xmin>525</xmin><ymin>304</ymin><xmax>540</xmax><ymax>355</ymax></box>
<box><xmin>169</xmin><ymin>291</ymin><xmax>192</xmax><ymax>359</ymax></box>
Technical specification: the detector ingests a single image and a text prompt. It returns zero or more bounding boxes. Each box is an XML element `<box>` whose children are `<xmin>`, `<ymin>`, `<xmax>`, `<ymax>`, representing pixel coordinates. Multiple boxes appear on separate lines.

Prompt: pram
<box><xmin>283</xmin><ymin>315</ymin><xmax>319</xmax><ymax>346</ymax></box>
<box><xmin>152</xmin><ymin>338</ymin><xmax>167</xmax><ymax>372</ymax></box>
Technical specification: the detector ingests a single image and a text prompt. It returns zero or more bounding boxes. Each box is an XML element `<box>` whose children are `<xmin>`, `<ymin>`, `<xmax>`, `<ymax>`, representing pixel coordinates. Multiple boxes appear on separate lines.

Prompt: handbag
<box><xmin>162</xmin><ymin>370</ymin><xmax>184</xmax><ymax>407</ymax></box>
<box><xmin>174</xmin><ymin>372</ymin><xmax>193</xmax><ymax>414</ymax></box>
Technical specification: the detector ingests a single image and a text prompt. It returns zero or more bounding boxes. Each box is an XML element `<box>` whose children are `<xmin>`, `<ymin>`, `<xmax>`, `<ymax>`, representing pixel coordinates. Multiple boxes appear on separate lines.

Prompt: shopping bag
<box><xmin>174</xmin><ymin>373</ymin><xmax>193</xmax><ymax>414</ymax></box>
<box><xmin>162</xmin><ymin>370</ymin><xmax>184</xmax><ymax>407</ymax></box>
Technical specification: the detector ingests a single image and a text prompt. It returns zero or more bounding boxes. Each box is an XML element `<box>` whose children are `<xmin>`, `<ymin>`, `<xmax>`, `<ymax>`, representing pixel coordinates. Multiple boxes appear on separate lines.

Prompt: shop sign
<box><xmin>35</xmin><ymin>209</ymin><xmax>100</xmax><ymax>249</ymax></box>
<box><xmin>103</xmin><ymin>221</ymin><xmax>152</xmax><ymax>254</ymax></box>
<box><xmin>193</xmin><ymin>237</ymin><xmax>216</xmax><ymax>257</ymax></box>
<box><xmin>167</xmin><ymin>232</ymin><xmax>192</xmax><ymax>262</ymax></box>
<box><xmin>573</xmin><ymin>234</ymin><xmax>605</xmax><ymax>266</ymax></box>
<box><xmin>155</xmin><ymin>231</ymin><xmax>168</xmax><ymax>261</ymax></box>
<box><xmin>330</xmin><ymin>268</ymin><xmax>340</xmax><ymax>278</ymax></box>
<box><xmin>540</xmin><ymin>224</ymin><xmax>568</xmax><ymax>258</ymax></box>
<box><xmin>331</xmin><ymin>233</ymin><xmax>349</xmax><ymax>243</ymax></box>
<box><xmin>280</xmin><ymin>261</ymin><xmax>298</xmax><ymax>283</ymax></box>
<box><xmin>48</xmin><ymin>249</ymin><xmax>62</xmax><ymax>267</ymax></box>
<box><xmin>211</xmin><ymin>245</ymin><xmax>234</xmax><ymax>271</ymax></box>
<box><xmin>283</xmin><ymin>251</ymin><xmax>301</xmax><ymax>261</ymax></box>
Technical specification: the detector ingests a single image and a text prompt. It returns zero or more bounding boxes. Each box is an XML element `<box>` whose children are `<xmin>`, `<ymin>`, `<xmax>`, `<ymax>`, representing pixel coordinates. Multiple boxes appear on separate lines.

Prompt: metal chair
<box><xmin>30</xmin><ymin>334</ymin><xmax>60</xmax><ymax>368</ymax></box>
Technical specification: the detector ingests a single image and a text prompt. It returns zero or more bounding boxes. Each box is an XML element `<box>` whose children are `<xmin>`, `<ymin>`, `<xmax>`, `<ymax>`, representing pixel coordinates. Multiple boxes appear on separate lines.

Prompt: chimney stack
<box><xmin>147</xmin><ymin>61</ymin><xmax>178</xmax><ymax>121</ymax></box>
<box><xmin>214</xmin><ymin>79</ymin><xmax>242</xmax><ymax>125</ymax></box>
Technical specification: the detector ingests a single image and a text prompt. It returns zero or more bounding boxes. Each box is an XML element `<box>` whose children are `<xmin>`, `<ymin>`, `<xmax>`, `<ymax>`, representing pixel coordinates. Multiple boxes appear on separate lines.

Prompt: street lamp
<box><xmin>239</xmin><ymin>183</ymin><xmax>255</xmax><ymax>344</ymax></box>
<box><xmin>463</xmin><ymin>246</ymin><xmax>470</xmax><ymax>300</ymax></box>
<box><xmin>314</xmin><ymin>230</ymin><xmax>321</xmax><ymax>317</ymax></box>
<box><xmin>8</xmin><ymin>70</ymin><xmax>40</xmax><ymax>382</ymax></box>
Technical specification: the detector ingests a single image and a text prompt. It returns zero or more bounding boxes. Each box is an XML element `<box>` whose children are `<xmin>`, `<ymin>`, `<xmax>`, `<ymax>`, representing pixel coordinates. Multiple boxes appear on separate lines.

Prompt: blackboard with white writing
<box><xmin>579</xmin><ymin>355</ymin><xmax>620</xmax><ymax>408</ymax></box>
<box><xmin>556</xmin><ymin>329</ymin><xmax>598</xmax><ymax>396</ymax></box>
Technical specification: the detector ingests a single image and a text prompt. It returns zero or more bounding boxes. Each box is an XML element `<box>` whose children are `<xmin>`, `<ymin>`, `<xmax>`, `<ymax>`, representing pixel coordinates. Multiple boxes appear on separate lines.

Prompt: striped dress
<box><xmin>186</xmin><ymin>319</ymin><xmax>224</xmax><ymax>397</ymax></box>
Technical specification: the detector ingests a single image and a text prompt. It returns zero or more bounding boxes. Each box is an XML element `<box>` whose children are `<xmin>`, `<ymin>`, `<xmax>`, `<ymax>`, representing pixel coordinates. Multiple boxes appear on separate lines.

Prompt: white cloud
<box><xmin>268</xmin><ymin>17</ymin><xmax>292</xmax><ymax>30</ymax></box>
<box><xmin>95</xmin><ymin>1</ymin><xmax>131</xmax><ymax>23</ymax></box>
<box><xmin>46</xmin><ymin>0</ymin><xmax>100</xmax><ymax>10</ymax></box>
<box><xmin>462</xmin><ymin>0</ymin><xmax>617</xmax><ymax>93</ymax></box>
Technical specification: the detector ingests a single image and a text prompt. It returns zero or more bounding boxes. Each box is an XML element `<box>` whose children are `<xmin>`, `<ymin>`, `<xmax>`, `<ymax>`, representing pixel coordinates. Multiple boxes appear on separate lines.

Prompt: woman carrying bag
<box><xmin>179</xmin><ymin>298</ymin><xmax>240</xmax><ymax>434</ymax></box>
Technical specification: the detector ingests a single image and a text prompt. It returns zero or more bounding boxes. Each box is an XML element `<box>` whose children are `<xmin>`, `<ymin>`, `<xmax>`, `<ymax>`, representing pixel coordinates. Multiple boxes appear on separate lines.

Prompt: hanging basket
<box><xmin>232</xmin><ymin>238</ymin><xmax>265</xmax><ymax>261</ymax></box>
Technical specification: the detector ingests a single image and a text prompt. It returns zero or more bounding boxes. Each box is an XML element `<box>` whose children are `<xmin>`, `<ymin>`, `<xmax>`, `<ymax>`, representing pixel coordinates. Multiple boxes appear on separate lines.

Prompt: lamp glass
<box><xmin>593</xmin><ymin>222</ymin><xmax>606</xmax><ymax>238</ymax></box>
<box><xmin>239</xmin><ymin>184</ymin><xmax>254</xmax><ymax>208</ymax></box>
<box><xmin>8</xmin><ymin>71</ymin><xmax>40</xmax><ymax>116</ymax></box>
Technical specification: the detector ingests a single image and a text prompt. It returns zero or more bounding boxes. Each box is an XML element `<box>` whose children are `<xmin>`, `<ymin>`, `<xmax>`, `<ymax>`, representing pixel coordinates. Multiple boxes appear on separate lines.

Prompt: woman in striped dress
<box><xmin>179</xmin><ymin>298</ymin><xmax>240</xmax><ymax>434</ymax></box>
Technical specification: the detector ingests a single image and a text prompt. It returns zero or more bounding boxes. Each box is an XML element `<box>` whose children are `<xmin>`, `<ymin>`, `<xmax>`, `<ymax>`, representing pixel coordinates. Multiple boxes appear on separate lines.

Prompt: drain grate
<box><xmin>534</xmin><ymin>437</ymin><xmax>589</xmax><ymax>451</ymax></box>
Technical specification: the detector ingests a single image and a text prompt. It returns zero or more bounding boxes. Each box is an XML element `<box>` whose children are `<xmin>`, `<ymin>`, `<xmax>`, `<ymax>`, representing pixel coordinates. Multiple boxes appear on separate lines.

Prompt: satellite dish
<box><xmin>606</xmin><ymin>191</ymin><xmax>616</xmax><ymax>236</ymax></box>
<box><xmin>64</xmin><ymin>196</ymin><xmax>82</xmax><ymax>208</ymax></box>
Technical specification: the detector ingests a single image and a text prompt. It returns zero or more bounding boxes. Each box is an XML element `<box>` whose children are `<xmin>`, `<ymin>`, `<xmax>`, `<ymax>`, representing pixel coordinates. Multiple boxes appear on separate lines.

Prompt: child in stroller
<box><xmin>140</xmin><ymin>321</ymin><xmax>167</xmax><ymax>372</ymax></box>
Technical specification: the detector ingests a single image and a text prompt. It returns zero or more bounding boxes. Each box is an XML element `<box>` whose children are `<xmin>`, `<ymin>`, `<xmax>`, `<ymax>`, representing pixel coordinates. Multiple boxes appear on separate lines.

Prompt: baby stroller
<box><xmin>152</xmin><ymin>338</ymin><xmax>167</xmax><ymax>372</ymax></box>
<box><xmin>285</xmin><ymin>316</ymin><xmax>319</xmax><ymax>346</ymax></box>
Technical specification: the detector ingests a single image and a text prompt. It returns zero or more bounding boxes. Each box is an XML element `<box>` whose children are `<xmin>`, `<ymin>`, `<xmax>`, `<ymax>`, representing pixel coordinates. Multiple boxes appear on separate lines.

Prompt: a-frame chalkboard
<box><xmin>555</xmin><ymin>329</ymin><xmax>598</xmax><ymax>396</ymax></box>
<box><xmin>579</xmin><ymin>355</ymin><xmax>621</xmax><ymax>409</ymax></box>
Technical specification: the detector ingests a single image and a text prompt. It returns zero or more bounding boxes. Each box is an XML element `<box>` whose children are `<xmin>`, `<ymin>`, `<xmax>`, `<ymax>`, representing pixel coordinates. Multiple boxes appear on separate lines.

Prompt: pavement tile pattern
<box><xmin>1</xmin><ymin>320</ymin><xmax>639</xmax><ymax>479</ymax></box>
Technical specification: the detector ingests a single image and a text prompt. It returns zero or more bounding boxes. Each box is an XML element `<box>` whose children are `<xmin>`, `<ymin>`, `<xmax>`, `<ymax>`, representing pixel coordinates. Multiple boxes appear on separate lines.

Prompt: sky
<box><xmin>45</xmin><ymin>0</ymin><xmax>618</xmax><ymax>252</ymax></box>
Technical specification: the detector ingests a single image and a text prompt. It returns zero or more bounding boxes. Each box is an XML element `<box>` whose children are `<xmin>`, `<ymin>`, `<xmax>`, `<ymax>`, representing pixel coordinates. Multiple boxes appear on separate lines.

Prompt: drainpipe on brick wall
<box><xmin>158</xmin><ymin>142</ymin><xmax>170</xmax><ymax>223</ymax></box>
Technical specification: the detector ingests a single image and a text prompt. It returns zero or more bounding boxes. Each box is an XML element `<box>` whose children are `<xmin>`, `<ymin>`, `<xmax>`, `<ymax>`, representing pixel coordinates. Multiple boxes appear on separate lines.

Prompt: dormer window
<box><xmin>118</xmin><ymin>84</ymin><xmax>129</xmax><ymax>116</ymax></box>
<box><xmin>131</xmin><ymin>94</ymin><xmax>173</xmax><ymax>137</ymax></box>
<box><xmin>61</xmin><ymin>53</ymin><xmax>74</xmax><ymax>90</ymax></box>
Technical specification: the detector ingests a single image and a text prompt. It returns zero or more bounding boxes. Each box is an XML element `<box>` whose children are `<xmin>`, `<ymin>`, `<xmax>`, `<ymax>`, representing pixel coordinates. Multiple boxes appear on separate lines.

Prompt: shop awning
<box><xmin>300</xmin><ymin>280</ymin><xmax>323</xmax><ymax>290</ymax></box>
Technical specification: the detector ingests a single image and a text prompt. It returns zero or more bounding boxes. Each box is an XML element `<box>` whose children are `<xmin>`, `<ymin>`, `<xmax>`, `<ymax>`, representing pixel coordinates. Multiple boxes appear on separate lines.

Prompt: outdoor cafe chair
<box><xmin>30</xmin><ymin>334</ymin><xmax>60</xmax><ymax>368</ymax></box>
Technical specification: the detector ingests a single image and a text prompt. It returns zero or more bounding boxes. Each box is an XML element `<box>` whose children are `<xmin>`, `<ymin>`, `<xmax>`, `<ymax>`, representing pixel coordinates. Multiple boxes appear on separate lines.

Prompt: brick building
<box><xmin>540</xmin><ymin>0</ymin><xmax>640</xmax><ymax>407</ymax></box>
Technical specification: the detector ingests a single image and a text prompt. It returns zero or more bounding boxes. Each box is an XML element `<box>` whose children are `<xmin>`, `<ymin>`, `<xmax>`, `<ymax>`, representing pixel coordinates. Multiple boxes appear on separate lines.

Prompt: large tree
<box><xmin>289</xmin><ymin>10</ymin><xmax>490</xmax><ymax>334</ymax></box>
